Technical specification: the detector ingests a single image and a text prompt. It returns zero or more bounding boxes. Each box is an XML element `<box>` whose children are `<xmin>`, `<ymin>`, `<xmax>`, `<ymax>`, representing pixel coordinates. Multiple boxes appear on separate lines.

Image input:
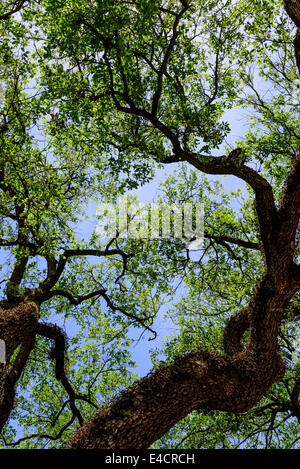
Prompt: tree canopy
<box><xmin>0</xmin><ymin>0</ymin><xmax>299</xmax><ymax>449</ymax></box>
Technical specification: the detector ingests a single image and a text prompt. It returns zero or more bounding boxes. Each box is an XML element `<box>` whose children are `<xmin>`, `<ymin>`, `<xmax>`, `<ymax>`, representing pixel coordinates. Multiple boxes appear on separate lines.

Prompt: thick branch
<box><xmin>277</xmin><ymin>151</ymin><xmax>300</xmax><ymax>261</ymax></box>
<box><xmin>67</xmin><ymin>272</ymin><xmax>299</xmax><ymax>449</ymax></box>
<box><xmin>0</xmin><ymin>301</ymin><xmax>39</xmax><ymax>430</ymax></box>
<box><xmin>0</xmin><ymin>0</ymin><xmax>27</xmax><ymax>20</ymax></box>
<box><xmin>284</xmin><ymin>0</ymin><xmax>300</xmax><ymax>28</ymax></box>
<box><xmin>284</xmin><ymin>0</ymin><xmax>300</xmax><ymax>72</ymax></box>
<box><xmin>204</xmin><ymin>232</ymin><xmax>261</xmax><ymax>252</ymax></box>
<box><xmin>36</xmin><ymin>322</ymin><xmax>84</xmax><ymax>426</ymax></box>
<box><xmin>223</xmin><ymin>308</ymin><xmax>250</xmax><ymax>355</ymax></box>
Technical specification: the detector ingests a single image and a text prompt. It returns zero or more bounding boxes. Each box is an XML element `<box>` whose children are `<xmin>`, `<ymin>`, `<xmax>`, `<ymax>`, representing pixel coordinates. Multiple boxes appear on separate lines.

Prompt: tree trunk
<box><xmin>67</xmin><ymin>271</ymin><xmax>298</xmax><ymax>449</ymax></box>
<box><xmin>0</xmin><ymin>301</ymin><xmax>38</xmax><ymax>429</ymax></box>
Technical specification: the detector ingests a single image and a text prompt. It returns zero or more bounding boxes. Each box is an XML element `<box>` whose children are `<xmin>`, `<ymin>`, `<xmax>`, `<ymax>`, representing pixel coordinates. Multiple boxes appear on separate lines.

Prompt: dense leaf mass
<box><xmin>0</xmin><ymin>0</ymin><xmax>299</xmax><ymax>449</ymax></box>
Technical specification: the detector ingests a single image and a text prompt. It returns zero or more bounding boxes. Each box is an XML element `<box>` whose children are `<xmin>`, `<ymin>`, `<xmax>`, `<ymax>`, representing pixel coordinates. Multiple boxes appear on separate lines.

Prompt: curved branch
<box><xmin>223</xmin><ymin>307</ymin><xmax>250</xmax><ymax>355</ymax></box>
<box><xmin>0</xmin><ymin>0</ymin><xmax>27</xmax><ymax>20</ymax></box>
<box><xmin>284</xmin><ymin>0</ymin><xmax>300</xmax><ymax>72</ymax></box>
<box><xmin>204</xmin><ymin>232</ymin><xmax>261</xmax><ymax>252</ymax></box>
<box><xmin>1</xmin><ymin>415</ymin><xmax>76</xmax><ymax>447</ymax></box>
<box><xmin>36</xmin><ymin>322</ymin><xmax>84</xmax><ymax>426</ymax></box>
<box><xmin>278</xmin><ymin>151</ymin><xmax>300</xmax><ymax>259</ymax></box>
<box><xmin>0</xmin><ymin>302</ymin><xmax>39</xmax><ymax>430</ymax></box>
<box><xmin>45</xmin><ymin>288</ymin><xmax>157</xmax><ymax>339</ymax></box>
<box><xmin>67</xmin><ymin>272</ymin><xmax>299</xmax><ymax>449</ymax></box>
<box><xmin>284</xmin><ymin>0</ymin><xmax>300</xmax><ymax>29</ymax></box>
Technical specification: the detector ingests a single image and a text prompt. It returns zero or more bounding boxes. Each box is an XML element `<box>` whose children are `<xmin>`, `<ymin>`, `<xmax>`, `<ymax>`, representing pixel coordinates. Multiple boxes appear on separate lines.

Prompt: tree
<box><xmin>0</xmin><ymin>0</ymin><xmax>299</xmax><ymax>449</ymax></box>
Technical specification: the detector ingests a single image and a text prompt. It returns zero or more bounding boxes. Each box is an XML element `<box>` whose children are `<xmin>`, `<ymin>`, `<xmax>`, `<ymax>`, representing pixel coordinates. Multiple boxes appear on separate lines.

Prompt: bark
<box><xmin>66</xmin><ymin>4</ymin><xmax>300</xmax><ymax>448</ymax></box>
<box><xmin>284</xmin><ymin>0</ymin><xmax>300</xmax><ymax>29</ymax></box>
<box><xmin>0</xmin><ymin>0</ymin><xmax>28</xmax><ymax>21</ymax></box>
<box><xmin>67</xmin><ymin>158</ymin><xmax>300</xmax><ymax>450</ymax></box>
<box><xmin>66</xmin><ymin>58</ymin><xmax>300</xmax><ymax>452</ymax></box>
<box><xmin>0</xmin><ymin>301</ymin><xmax>39</xmax><ymax>429</ymax></box>
<box><xmin>67</xmin><ymin>269</ymin><xmax>299</xmax><ymax>449</ymax></box>
<box><xmin>284</xmin><ymin>0</ymin><xmax>300</xmax><ymax>72</ymax></box>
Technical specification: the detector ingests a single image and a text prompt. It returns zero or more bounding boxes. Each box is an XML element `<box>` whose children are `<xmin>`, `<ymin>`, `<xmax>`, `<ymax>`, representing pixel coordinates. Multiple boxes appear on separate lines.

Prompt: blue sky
<box><xmin>66</xmin><ymin>103</ymin><xmax>251</xmax><ymax>379</ymax></box>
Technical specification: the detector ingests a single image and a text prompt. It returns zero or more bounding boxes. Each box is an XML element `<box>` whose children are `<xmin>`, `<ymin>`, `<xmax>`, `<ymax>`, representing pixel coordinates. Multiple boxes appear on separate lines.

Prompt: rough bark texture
<box><xmin>284</xmin><ymin>0</ymin><xmax>300</xmax><ymax>71</ymax></box>
<box><xmin>0</xmin><ymin>301</ymin><xmax>39</xmax><ymax>428</ymax></box>
<box><xmin>66</xmin><ymin>274</ymin><xmax>298</xmax><ymax>449</ymax></box>
<box><xmin>66</xmin><ymin>28</ymin><xmax>300</xmax><ymax>445</ymax></box>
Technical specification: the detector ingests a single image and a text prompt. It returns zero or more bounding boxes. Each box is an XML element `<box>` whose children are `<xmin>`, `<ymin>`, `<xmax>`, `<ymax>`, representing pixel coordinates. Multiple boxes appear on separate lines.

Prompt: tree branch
<box><xmin>204</xmin><ymin>232</ymin><xmax>261</xmax><ymax>252</ymax></box>
<box><xmin>0</xmin><ymin>0</ymin><xmax>27</xmax><ymax>20</ymax></box>
<box><xmin>36</xmin><ymin>322</ymin><xmax>84</xmax><ymax>426</ymax></box>
<box><xmin>151</xmin><ymin>3</ymin><xmax>189</xmax><ymax>115</ymax></box>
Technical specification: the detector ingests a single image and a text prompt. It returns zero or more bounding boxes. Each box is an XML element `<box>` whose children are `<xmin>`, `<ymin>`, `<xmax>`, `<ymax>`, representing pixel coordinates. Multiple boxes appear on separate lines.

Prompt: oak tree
<box><xmin>0</xmin><ymin>0</ymin><xmax>299</xmax><ymax>449</ymax></box>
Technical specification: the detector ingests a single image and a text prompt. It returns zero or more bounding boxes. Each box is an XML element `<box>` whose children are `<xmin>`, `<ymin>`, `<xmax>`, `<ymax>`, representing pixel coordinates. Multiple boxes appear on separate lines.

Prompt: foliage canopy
<box><xmin>0</xmin><ymin>0</ymin><xmax>299</xmax><ymax>449</ymax></box>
